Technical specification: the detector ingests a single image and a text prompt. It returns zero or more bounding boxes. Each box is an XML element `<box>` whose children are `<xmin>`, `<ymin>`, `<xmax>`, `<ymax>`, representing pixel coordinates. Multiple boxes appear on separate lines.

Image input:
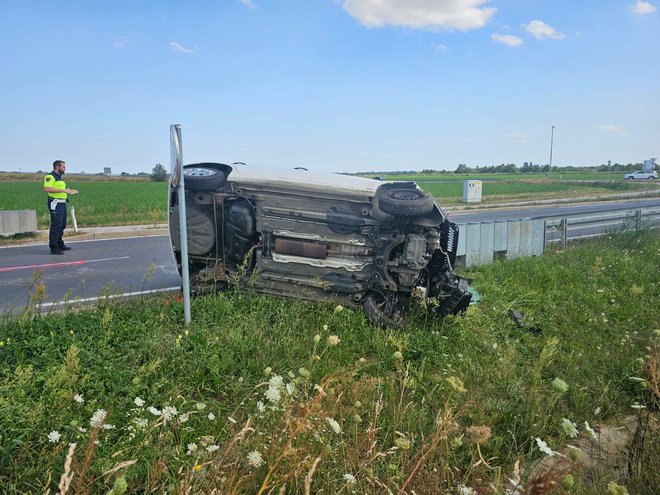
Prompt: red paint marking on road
<box><xmin>0</xmin><ymin>260</ymin><xmax>87</xmax><ymax>273</ymax></box>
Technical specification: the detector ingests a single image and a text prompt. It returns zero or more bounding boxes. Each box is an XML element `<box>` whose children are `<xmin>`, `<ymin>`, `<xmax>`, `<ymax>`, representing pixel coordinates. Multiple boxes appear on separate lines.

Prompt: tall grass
<box><xmin>0</xmin><ymin>230</ymin><xmax>658</xmax><ymax>493</ymax></box>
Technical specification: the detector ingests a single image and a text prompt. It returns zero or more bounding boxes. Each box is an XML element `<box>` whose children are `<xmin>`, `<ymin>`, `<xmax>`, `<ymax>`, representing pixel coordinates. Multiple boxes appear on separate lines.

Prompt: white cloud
<box><xmin>505</xmin><ymin>132</ymin><xmax>528</xmax><ymax>142</ymax></box>
<box><xmin>431</xmin><ymin>42</ymin><xmax>448</xmax><ymax>51</ymax></box>
<box><xmin>113</xmin><ymin>37</ymin><xmax>130</xmax><ymax>48</ymax></box>
<box><xmin>597</xmin><ymin>124</ymin><xmax>631</xmax><ymax>137</ymax></box>
<box><xmin>170</xmin><ymin>41</ymin><xmax>195</xmax><ymax>54</ymax></box>
<box><xmin>342</xmin><ymin>0</ymin><xmax>497</xmax><ymax>31</ymax></box>
<box><xmin>632</xmin><ymin>1</ymin><xmax>656</xmax><ymax>15</ymax></box>
<box><xmin>491</xmin><ymin>33</ymin><xmax>523</xmax><ymax>47</ymax></box>
<box><xmin>240</xmin><ymin>0</ymin><xmax>256</xmax><ymax>9</ymax></box>
<box><xmin>522</xmin><ymin>20</ymin><xmax>565</xmax><ymax>39</ymax></box>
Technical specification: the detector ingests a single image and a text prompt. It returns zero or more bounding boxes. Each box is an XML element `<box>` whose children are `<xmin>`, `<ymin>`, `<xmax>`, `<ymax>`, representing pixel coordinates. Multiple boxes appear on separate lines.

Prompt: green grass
<box><xmin>373</xmin><ymin>171</ymin><xmax>640</xmax><ymax>181</ymax></box>
<box><xmin>418</xmin><ymin>179</ymin><xmax>652</xmax><ymax>205</ymax></box>
<box><xmin>0</xmin><ymin>181</ymin><xmax>169</xmax><ymax>229</ymax></box>
<box><xmin>1</xmin><ymin>230</ymin><xmax>658</xmax><ymax>494</ymax></box>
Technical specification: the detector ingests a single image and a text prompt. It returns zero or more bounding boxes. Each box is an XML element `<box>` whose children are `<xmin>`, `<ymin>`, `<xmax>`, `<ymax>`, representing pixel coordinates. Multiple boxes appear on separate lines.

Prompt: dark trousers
<box><xmin>48</xmin><ymin>200</ymin><xmax>67</xmax><ymax>251</ymax></box>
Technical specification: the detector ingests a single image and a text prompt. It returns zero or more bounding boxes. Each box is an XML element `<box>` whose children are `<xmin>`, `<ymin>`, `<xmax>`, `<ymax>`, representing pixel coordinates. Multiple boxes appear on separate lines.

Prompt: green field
<box><xmin>1</xmin><ymin>231</ymin><xmax>658</xmax><ymax>494</ymax></box>
<box><xmin>416</xmin><ymin>180</ymin><xmax>653</xmax><ymax>205</ymax></box>
<box><xmin>0</xmin><ymin>174</ymin><xmax>657</xmax><ymax>230</ymax></box>
<box><xmin>371</xmin><ymin>171</ymin><xmax>635</xmax><ymax>181</ymax></box>
<box><xmin>0</xmin><ymin>181</ymin><xmax>169</xmax><ymax>229</ymax></box>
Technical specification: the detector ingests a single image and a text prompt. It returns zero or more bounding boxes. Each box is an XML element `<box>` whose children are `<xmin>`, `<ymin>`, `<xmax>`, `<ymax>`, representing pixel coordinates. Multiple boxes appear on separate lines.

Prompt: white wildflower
<box><xmin>195</xmin><ymin>402</ymin><xmax>206</xmax><ymax>411</ymax></box>
<box><xmin>206</xmin><ymin>444</ymin><xmax>220</xmax><ymax>453</ymax></box>
<box><xmin>584</xmin><ymin>422</ymin><xmax>597</xmax><ymax>440</ymax></box>
<box><xmin>73</xmin><ymin>394</ymin><xmax>84</xmax><ymax>404</ymax></box>
<box><xmin>325</xmin><ymin>417</ymin><xmax>341</xmax><ymax>434</ymax></box>
<box><xmin>47</xmin><ymin>430</ymin><xmax>61</xmax><ymax>443</ymax></box>
<box><xmin>561</xmin><ymin>418</ymin><xmax>579</xmax><ymax>438</ymax></box>
<box><xmin>247</xmin><ymin>450</ymin><xmax>264</xmax><ymax>468</ymax></box>
<box><xmin>134</xmin><ymin>397</ymin><xmax>145</xmax><ymax>407</ymax></box>
<box><xmin>256</xmin><ymin>401</ymin><xmax>265</xmax><ymax>413</ymax></box>
<box><xmin>162</xmin><ymin>406</ymin><xmax>178</xmax><ymax>421</ymax></box>
<box><xmin>208</xmin><ymin>412</ymin><xmax>216</xmax><ymax>421</ymax></box>
<box><xmin>343</xmin><ymin>473</ymin><xmax>357</xmax><ymax>485</ymax></box>
<box><xmin>535</xmin><ymin>437</ymin><xmax>556</xmax><ymax>457</ymax></box>
<box><xmin>268</xmin><ymin>374</ymin><xmax>284</xmax><ymax>389</ymax></box>
<box><xmin>90</xmin><ymin>409</ymin><xmax>107</xmax><ymax>428</ymax></box>
<box><xmin>134</xmin><ymin>417</ymin><xmax>148</xmax><ymax>430</ymax></box>
<box><xmin>178</xmin><ymin>413</ymin><xmax>190</xmax><ymax>424</ymax></box>
<box><xmin>187</xmin><ymin>442</ymin><xmax>198</xmax><ymax>454</ymax></box>
<box><xmin>102</xmin><ymin>423</ymin><xmax>115</xmax><ymax>430</ymax></box>
<box><xmin>327</xmin><ymin>335</ymin><xmax>341</xmax><ymax>346</ymax></box>
<box><xmin>594</xmin><ymin>406</ymin><xmax>601</xmax><ymax>416</ymax></box>
<box><xmin>456</xmin><ymin>485</ymin><xmax>477</xmax><ymax>495</ymax></box>
<box><xmin>265</xmin><ymin>386</ymin><xmax>281</xmax><ymax>404</ymax></box>
<box><xmin>148</xmin><ymin>406</ymin><xmax>161</xmax><ymax>416</ymax></box>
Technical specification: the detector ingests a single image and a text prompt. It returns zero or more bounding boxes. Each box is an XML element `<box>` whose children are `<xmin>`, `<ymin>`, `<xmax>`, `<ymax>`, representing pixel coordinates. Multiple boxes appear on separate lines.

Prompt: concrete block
<box><xmin>18</xmin><ymin>210</ymin><xmax>37</xmax><ymax>232</ymax></box>
<box><xmin>507</xmin><ymin>221</ymin><xmax>521</xmax><ymax>259</ymax></box>
<box><xmin>465</xmin><ymin>222</ymin><xmax>482</xmax><ymax>267</ymax></box>
<box><xmin>494</xmin><ymin>220</ymin><xmax>508</xmax><ymax>251</ymax></box>
<box><xmin>519</xmin><ymin>220</ymin><xmax>533</xmax><ymax>257</ymax></box>
<box><xmin>2</xmin><ymin>211</ymin><xmax>20</xmax><ymax>234</ymax></box>
<box><xmin>479</xmin><ymin>222</ymin><xmax>494</xmax><ymax>265</ymax></box>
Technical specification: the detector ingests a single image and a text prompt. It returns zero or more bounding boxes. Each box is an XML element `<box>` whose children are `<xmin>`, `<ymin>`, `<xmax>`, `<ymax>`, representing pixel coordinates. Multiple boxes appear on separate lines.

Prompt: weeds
<box><xmin>0</xmin><ymin>230</ymin><xmax>658</xmax><ymax>493</ymax></box>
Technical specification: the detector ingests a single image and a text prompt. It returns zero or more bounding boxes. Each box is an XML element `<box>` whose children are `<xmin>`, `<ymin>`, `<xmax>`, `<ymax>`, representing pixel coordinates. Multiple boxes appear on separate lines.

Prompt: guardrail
<box><xmin>456</xmin><ymin>206</ymin><xmax>659</xmax><ymax>267</ymax></box>
<box><xmin>0</xmin><ymin>210</ymin><xmax>38</xmax><ymax>235</ymax></box>
<box><xmin>544</xmin><ymin>207</ymin><xmax>660</xmax><ymax>248</ymax></box>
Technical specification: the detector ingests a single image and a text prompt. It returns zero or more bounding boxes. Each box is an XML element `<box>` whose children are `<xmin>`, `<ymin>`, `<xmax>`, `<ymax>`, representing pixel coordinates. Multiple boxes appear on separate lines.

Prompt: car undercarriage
<box><xmin>169</xmin><ymin>163</ymin><xmax>471</xmax><ymax>327</ymax></box>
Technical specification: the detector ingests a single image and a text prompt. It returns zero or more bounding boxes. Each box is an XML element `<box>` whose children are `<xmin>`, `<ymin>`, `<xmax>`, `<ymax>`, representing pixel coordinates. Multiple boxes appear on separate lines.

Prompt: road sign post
<box><xmin>170</xmin><ymin>124</ymin><xmax>191</xmax><ymax>325</ymax></box>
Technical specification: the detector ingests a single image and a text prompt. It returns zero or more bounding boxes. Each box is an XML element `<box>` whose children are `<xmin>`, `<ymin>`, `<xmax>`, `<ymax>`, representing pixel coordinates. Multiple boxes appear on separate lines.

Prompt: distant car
<box><xmin>624</xmin><ymin>170</ymin><xmax>657</xmax><ymax>180</ymax></box>
<box><xmin>169</xmin><ymin>163</ymin><xmax>471</xmax><ymax>327</ymax></box>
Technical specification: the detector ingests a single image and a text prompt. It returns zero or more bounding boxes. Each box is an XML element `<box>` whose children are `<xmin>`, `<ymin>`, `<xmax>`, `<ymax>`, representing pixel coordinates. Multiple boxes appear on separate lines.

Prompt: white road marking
<box><xmin>39</xmin><ymin>286</ymin><xmax>181</xmax><ymax>309</ymax></box>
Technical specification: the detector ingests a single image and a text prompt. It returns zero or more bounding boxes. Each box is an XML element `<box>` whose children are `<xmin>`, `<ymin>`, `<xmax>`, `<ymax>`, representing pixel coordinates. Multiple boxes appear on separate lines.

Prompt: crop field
<box><xmin>371</xmin><ymin>172</ymin><xmax>633</xmax><ymax>181</ymax></box>
<box><xmin>0</xmin><ymin>175</ymin><xmax>657</xmax><ymax>230</ymax></box>
<box><xmin>0</xmin><ymin>181</ymin><xmax>169</xmax><ymax>229</ymax></box>
<box><xmin>414</xmin><ymin>180</ymin><xmax>654</xmax><ymax>205</ymax></box>
<box><xmin>1</xmin><ymin>230</ymin><xmax>658</xmax><ymax>494</ymax></box>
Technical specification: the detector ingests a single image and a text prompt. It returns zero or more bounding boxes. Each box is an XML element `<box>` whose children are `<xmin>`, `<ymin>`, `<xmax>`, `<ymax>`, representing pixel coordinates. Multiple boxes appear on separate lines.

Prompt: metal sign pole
<box><xmin>170</xmin><ymin>124</ymin><xmax>191</xmax><ymax>325</ymax></box>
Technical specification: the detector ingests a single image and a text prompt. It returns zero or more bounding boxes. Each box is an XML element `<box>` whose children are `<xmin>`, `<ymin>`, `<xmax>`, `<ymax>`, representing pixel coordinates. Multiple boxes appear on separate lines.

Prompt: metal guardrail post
<box><xmin>560</xmin><ymin>219</ymin><xmax>567</xmax><ymax>249</ymax></box>
<box><xmin>635</xmin><ymin>209</ymin><xmax>642</xmax><ymax>231</ymax></box>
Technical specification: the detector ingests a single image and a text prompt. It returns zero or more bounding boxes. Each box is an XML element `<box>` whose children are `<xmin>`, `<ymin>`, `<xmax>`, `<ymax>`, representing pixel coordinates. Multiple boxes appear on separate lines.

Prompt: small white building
<box><xmin>463</xmin><ymin>180</ymin><xmax>482</xmax><ymax>203</ymax></box>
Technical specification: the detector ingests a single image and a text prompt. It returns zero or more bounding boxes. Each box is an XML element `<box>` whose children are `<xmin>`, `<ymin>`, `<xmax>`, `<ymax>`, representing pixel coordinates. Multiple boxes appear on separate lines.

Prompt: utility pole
<box><xmin>549</xmin><ymin>125</ymin><xmax>555</xmax><ymax>179</ymax></box>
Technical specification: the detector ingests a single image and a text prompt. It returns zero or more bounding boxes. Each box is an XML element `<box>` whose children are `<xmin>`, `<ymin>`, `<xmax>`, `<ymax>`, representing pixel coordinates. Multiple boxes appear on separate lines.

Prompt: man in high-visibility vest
<box><xmin>43</xmin><ymin>160</ymin><xmax>78</xmax><ymax>255</ymax></box>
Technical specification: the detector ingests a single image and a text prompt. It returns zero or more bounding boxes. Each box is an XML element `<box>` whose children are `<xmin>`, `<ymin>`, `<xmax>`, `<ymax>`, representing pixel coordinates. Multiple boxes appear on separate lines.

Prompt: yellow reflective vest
<box><xmin>44</xmin><ymin>172</ymin><xmax>67</xmax><ymax>200</ymax></box>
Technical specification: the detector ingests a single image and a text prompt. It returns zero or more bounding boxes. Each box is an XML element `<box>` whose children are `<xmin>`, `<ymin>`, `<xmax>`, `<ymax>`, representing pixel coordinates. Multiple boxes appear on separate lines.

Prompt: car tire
<box><xmin>184</xmin><ymin>166</ymin><xmax>226</xmax><ymax>191</ymax></box>
<box><xmin>379</xmin><ymin>187</ymin><xmax>435</xmax><ymax>216</ymax></box>
<box><xmin>363</xmin><ymin>294</ymin><xmax>406</xmax><ymax>328</ymax></box>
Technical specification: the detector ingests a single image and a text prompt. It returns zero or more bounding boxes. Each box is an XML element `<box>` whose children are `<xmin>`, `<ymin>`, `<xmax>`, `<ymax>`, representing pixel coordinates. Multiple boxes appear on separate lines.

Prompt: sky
<box><xmin>0</xmin><ymin>0</ymin><xmax>658</xmax><ymax>174</ymax></box>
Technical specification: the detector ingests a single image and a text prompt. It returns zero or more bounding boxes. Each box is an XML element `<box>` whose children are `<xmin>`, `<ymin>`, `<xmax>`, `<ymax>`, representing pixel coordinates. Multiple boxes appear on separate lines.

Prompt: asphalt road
<box><xmin>1</xmin><ymin>198</ymin><xmax>658</xmax><ymax>314</ymax></box>
<box><xmin>0</xmin><ymin>236</ymin><xmax>180</xmax><ymax>314</ymax></box>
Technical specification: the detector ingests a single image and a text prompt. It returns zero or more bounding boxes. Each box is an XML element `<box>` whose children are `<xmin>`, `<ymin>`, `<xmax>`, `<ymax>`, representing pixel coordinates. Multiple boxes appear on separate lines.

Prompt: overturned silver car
<box><xmin>169</xmin><ymin>163</ymin><xmax>471</xmax><ymax>327</ymax></box>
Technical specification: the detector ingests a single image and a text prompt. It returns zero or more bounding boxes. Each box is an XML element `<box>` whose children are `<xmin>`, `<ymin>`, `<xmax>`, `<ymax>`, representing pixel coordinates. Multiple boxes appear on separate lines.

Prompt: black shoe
<box><xmin>51</xmin><ymin>249</ymin><xmax>64</xmax><ymax>255</ymax></box>
<box><xmin>59</xmin><ymin>245</ymin><xmax>72</xmax><ymax>251</ymax></box>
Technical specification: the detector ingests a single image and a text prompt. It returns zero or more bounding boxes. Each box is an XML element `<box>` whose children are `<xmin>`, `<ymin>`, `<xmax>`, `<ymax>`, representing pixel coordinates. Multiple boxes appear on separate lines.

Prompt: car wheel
<box><xmin>363</xmin><ymin>293</ymin><xmax>406</xmax><ymax>328</ymax></box>
<box><xmin>184</xmin><ymin>166</ymin><xmax>226</xmax><ymax>191</ymax></box>
<box><xmin>378</xmin><ymin>187</ymin><xmax>435</xmax><ymax>216</ymax></box>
